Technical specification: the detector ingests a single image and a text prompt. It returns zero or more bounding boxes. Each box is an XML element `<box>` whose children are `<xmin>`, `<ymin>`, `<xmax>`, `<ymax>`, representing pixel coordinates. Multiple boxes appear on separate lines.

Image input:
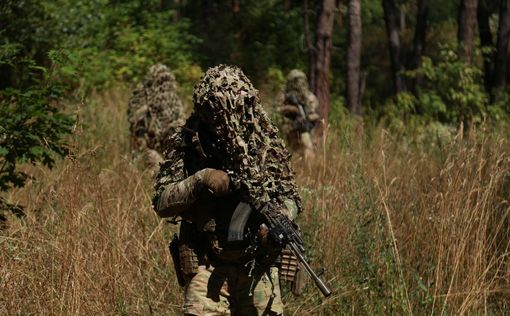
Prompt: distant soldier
<box><xmin>278</xmin><ymin>69</ymin><xmax>320</xmax><ymax>160</ymax></box>
<box><xmin>128</xmin><ymin>64</ymin><xmax>185</xmax><ymax>172</ymax></box>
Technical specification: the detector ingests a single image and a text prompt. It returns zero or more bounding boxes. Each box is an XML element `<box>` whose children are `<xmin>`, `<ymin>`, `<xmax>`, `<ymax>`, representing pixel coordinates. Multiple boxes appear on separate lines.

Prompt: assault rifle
<box><xmin>284</xmin><ymin>93</ymin><xmax>314</xmax><ymax>133</ymax></box>
<box><xmin>228</xmin><ymin>202</ymin><xmax>332</xmax><ymax>297</ymax></box>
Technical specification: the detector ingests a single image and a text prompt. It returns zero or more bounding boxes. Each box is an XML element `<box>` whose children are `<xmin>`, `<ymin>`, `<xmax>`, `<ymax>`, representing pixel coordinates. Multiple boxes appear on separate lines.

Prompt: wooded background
<box><xmin>3</xmin><ymin>0</ymin><xmax>510</xmax><ymax>124</ymax></box>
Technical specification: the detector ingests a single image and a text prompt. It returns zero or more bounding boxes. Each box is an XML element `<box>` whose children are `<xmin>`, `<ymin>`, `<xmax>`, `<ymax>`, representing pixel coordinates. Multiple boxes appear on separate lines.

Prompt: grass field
<box><xmin>1</xmin><ymin>88</ymin><xmax>509</xmax><ymax>315</ymax></box>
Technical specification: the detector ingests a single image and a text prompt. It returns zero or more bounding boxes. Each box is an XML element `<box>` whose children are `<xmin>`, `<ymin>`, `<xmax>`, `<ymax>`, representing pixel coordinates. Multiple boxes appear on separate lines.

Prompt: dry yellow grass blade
<box><xmin>1</xmin><ymin>88</ymin><xmax>509</xmax><ymax>315</ymax></box>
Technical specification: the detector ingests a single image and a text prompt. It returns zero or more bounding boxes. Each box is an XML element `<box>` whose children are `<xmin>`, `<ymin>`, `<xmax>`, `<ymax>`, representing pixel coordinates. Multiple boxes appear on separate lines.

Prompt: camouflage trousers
<box><xmin>183</xmin><ymin>265</ymin><xmax>284</xmax><ymax>316</ymax></box>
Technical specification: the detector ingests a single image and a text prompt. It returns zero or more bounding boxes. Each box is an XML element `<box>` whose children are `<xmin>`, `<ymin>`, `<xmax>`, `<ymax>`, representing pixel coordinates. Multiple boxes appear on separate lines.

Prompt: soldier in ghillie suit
<box><xmin>153</xmin><ymin>65</ymin><xmax>304</xmax><ymax>315</ymax></box>
<box><xmin>128</xmin><ymin>63</ymin><xmax>185</xmax><ymax>172</ymax></box>
<box><xmin>278</xmin><ymin>69</ymin><xmax>320</xmax><ymax>160</ymax></box>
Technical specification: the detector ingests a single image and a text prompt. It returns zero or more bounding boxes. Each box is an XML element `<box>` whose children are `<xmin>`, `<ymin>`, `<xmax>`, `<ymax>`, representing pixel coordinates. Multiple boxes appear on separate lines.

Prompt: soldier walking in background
<box><xmin>128</xmin><ymin>63</ymin><xmax>185</xmax><ymax>173</ymax></box>
<box><xmin>278</xmin><ymin>69</ymin><xmax>320</xmax><ymax>160</ymax></box>
<box><xmin>153</xmin><ymin>65</ymin><xmax>306</xmax><ymax>315</ymax></box>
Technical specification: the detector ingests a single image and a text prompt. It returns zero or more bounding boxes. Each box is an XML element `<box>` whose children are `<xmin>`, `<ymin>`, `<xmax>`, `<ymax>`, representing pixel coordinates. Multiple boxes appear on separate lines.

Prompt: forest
<box><xmin>1</xmin><ymin>0</ymin><xmax>510</xmax><ymax>314</ymax></box>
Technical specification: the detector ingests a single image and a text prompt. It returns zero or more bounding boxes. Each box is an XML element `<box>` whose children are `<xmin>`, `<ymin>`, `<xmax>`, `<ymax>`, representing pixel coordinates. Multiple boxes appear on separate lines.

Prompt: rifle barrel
<box><xmin>289</xmin><ymin>242</ymin><xmax>332</xmax><ymax>297</ymax></box>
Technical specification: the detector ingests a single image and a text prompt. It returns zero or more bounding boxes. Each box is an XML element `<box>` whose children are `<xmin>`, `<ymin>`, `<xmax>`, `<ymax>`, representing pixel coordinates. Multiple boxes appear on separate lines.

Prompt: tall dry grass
<box><xmin>1</xmin><ymin>88</ymin><xmax>509</xmax><ymax>315</ymax></box>
<box><xmin>0</xmin><ymin>90</ymin><xmax>181</xmax><ymax>315</ymax></box>
<box><xmin>288</xmin><ymin>125</ymin><xmax>510</xmax><ymax>315</ymax></box>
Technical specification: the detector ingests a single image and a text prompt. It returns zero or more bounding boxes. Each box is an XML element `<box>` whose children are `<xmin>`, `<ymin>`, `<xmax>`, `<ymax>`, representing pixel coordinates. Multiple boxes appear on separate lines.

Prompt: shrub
<box><xmin>0</xmin><ymin>50</ymin><xmax>73</xmax><ymax>192</ymax></box>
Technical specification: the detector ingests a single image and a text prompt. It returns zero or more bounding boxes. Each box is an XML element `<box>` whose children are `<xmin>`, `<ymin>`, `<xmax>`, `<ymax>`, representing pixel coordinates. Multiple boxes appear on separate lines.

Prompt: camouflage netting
<box><xmin>192</xmin><ymin>64</ymin><xmax>302</xmax><ymax>213</ymax></box>
<box><xmin>128</xmin><ymin>63</ymin><xmax>185</xmax><ymax>154</ymax></box>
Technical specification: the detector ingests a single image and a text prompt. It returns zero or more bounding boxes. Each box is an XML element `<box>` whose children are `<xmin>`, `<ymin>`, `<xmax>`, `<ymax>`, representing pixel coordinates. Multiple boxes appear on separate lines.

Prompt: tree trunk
<box><xmin>313</xmin><ymin>0</ymin><xmax>336</xmax><ymax>128</ymax></box>
<box><xmin>494</xmin><ymin>0</ymin><xmax>510</xmax><ymax>91</ymax></box>
<box><xmin>171</xmin><ymin>0</ymin><xmax>181</xmax><ymax>22</ymax></box>
<box><xmin>303</xmin><ymin>0</ymin><xmax>316</xmax><ymax>90</ymax></box>
<box><xmin>347</xmin><ymin>0</ymin><xmax>362</xmax><ymax>115</ymax></box>
<box><xmin>458</xmin><ymin>0</ymin><xmax>479</xmax><ymax>63</ymax></box>
<box><xmin>382</xmin><ymin>0</ymin><xmax>406</xmax><ymax>94</ymax></box>
<box><xmin>409</xmin><ymin>0</ymin><xmax>428</xmax><ymax>93</ymax></box>
<box><xmin>477</xmin><ymin>0</ymin><xmax>495</xmax><ymax>91</ymax></box>
<box><xmin>335</xmin><ymin>0</ymin><xmax>344</xmax><ymax>29</ymax></box>
<box><xmin>232</xmin><ymin>0</ymin><xmax>240</xmax><ymax>13</ymax></box>
<box><xmin>410</xmin><ymin>0</ymin><xmax>428</xmax><ymax>70</ymax></box>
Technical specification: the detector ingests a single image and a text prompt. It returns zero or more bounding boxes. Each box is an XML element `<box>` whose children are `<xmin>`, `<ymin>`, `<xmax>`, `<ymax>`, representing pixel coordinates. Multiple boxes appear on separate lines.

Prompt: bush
<box><xmin>45</xmin><ymin>0</ymin><xmax>199</xmax><ymax>92</ymax></box>
<box><xmin>406</xmin><ymin>46</ymin><xmax>493</xmax><ymax>124</ymax></box>
<box><xmin>380</xmin><ymin>46</ymin><xmax>507</xmax><ymax>138</ymax></box>
<box><xmin>0</xmin><ymin>50</ymin><xmax>74</xmax><ymax>192</ymax></box>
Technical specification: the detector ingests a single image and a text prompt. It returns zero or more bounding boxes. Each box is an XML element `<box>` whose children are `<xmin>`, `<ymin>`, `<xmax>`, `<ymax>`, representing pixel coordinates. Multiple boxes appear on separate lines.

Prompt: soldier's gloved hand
<box><xmin>280</xmin><ymin>105</ymin><xmax>299</xmax><ymax>118</ymax></box>
<box><xmin>197</xmin><ymin>168</ymin><xmax>231</xmax><ymax>197</ymax></box>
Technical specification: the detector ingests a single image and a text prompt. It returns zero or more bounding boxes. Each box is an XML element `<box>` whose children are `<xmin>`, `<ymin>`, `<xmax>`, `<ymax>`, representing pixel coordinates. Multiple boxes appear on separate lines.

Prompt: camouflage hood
<box><xmin>284</xmin><ymin>69</ymin><xmax>310</xmax><ymax>104</ymax></box>
<box><xmin>192</xmin><ymin>65</ymin><xmax>302</xmax><ymax>213</ymax></box>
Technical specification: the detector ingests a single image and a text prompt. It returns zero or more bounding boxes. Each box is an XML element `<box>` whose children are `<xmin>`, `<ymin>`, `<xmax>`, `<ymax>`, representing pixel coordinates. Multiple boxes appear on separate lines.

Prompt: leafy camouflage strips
<box><xmin>192</xmin><ymin>64</ymin><xmax>302</xmax><ymax>214</ymax></box>
<box><xmin>128</xmin><ymin>63</ymin><xmax>185</xmax><ymax>153</ymax></box>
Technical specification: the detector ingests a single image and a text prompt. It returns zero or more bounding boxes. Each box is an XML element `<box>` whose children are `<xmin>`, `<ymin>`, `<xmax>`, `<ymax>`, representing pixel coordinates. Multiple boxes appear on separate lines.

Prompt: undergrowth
<box><xmin>1</xmin><ymin>88</ymin><xmax>509</xmax><ymax>315</ymax></box>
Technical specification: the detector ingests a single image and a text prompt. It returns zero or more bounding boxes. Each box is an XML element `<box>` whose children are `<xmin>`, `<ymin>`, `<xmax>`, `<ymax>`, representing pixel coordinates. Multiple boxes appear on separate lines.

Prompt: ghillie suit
<box><xmin>190</xmin><ymin>66</ymin><xmax>332</xmax><ymax>296</ymax></box>
<box><xmin>155</xmin><ymin>64</ymin><xmax>302</xmax><ymax>262</ymax></box>
<box><xmin>128</xmin><ymin>63</ymin><xmax>185</xmax><ymax>172</ymax></box>
<box><xmin>153</xmin><ymin>65</ymin><xmax>317</xmax><ymax>315</ymax></box>
<box><xmin>192</xmin><ymin>65</ymin><xmax>302</xmax><ymax>214</ymax></box>
<box><xmin>277</xmin><ymin>69</ymin><xmax>320</xmax><ymax>160</ymax></box>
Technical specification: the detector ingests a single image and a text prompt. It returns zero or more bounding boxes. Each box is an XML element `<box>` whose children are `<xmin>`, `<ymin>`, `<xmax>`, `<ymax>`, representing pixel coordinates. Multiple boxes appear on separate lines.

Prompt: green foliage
<box><xmin>45</xmin><ymin>0</ymin><xmax>199</xmax><ymax>92</ymax></box>
<box><xmin>382</xmin><ymin>46</ymin><xmax>504</xmax><ymax>132</ymax></box>
<box><xmin>0</xmin><ymin>1</ymin><xmax>55</xmax><ymax>89</ymax></box>
<box><xmin>491</xmin><ymin>90</ymin><xmax>510</xmax><ymax>119</ymax></box>
<box><xmin>182</xmin><ymin>1</ymin><xmax>306</xmax><ymax>80</ymax></box>
<box><xmin>0</xmin><ymin>52</ymin><xmax>73</xmax><ymax>191</ymax></box>
<box><xmin>174</xmin><ymin>63</ymin><xmax>204</xmax><ymax>107</ymax></box>
<box><xmin>414</xmin><ymin>48</ymin><xmax>489</xmax><ymax>124</ymax></box>
<box><xmin>328</xmin><ymin>95</ymin><xmax>349</xmax><ymax>130</ymax></box>
<box><xmin>239</xmin><ymin>3</ymin><xmax>306</xmax><ymax>78</ymax></box>
<box><xmin>264</xmin><ymin>67</ymin><xmax>286</xmax><ymax>97</ymax></box>
<box><xmin>266</xmin><ymin>67</ymin><xmax>286</xmax><ymax>88</ymax></box>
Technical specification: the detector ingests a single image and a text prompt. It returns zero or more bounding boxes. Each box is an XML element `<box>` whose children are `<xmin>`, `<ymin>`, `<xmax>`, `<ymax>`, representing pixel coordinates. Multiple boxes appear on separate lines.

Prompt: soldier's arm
<box><xmin>153</xmin><ymin>170</ymin><xmax>204</xmax><ymax>218</ymax></box>
<box><xmin>280</xmin><ymin>105</ymin><xmax>300</xmax><ymax>117</ymax></box>
<box><xmin>153</xmin><ymin>167</ymin><xmax>230</xmax><ymax>218</ymax></box>
<box><xmin>306</xmin><ymin>94</ymin><xmax>321</xmax><ymax>122</ymax></box>
<box><xmin>282</xmin><ymin>198</ymin><xmax>299</xmax><ymax>220</ymax></box>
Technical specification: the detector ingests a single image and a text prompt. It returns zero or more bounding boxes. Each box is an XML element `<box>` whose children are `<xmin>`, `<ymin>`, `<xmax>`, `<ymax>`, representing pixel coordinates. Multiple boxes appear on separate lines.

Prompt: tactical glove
<box><xmin>197</xmin><ymin>168</ymin><xmax>230</xmax><ymax>197</ymax></box>
<box><xmin>280</xmin><ymin>105</ymin><xmax>300</xmax><ymax>118</ymax></box>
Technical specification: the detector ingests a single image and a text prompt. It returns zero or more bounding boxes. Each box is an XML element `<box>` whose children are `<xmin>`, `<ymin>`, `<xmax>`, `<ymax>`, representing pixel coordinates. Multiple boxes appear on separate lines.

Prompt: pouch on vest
<box><xmin>169</xmin><ymin>234</ymin><xmax>186</xmax><ymax>287</ymax></box>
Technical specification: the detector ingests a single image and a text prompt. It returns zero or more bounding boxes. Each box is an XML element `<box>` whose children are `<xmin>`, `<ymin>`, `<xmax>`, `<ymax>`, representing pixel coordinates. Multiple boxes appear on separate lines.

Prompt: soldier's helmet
<box><xmin>285</xmin><ymin>69</ymin><xmax>309</xmax><ymax>93</ymax></box>
<box><xmin>192</xmin><ymin>64</ymin><xmax>260</xmax><ymax>137</ymax></box>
